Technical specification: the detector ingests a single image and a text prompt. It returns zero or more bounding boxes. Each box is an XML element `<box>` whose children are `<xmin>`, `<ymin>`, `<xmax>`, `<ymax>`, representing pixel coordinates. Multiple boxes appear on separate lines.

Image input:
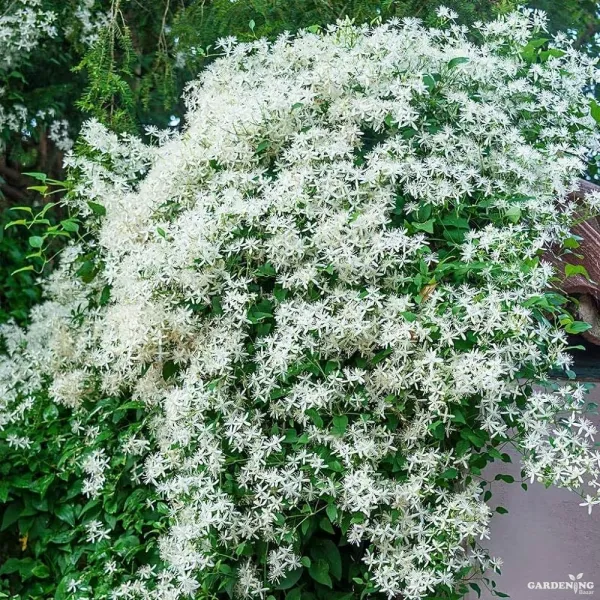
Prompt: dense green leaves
<box><xmin>0</xmin><ymin>392</ymin><xmax>163</xmax><ymax>599</ymax></box>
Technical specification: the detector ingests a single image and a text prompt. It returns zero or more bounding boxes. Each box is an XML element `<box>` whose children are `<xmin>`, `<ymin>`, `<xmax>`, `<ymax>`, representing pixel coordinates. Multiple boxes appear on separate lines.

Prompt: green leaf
<box><xmin>505</xmin><ymin>206</ymin><xmax>521</xmax><ymax>223</ymax></box>
<box><xmin>55</xmin><ymin>576</ymin><xmax>70</xmax><ymax>600</ymax></box>
<box><xmin>0</xmin><ymin>482</ymin><xmax>9</xmax><ymax>503</ymax></box>
<box><xmin>10</xmin><ymin>206</ymin><xmax>33</xmax><ymax>214</ymax></box>
<box><xmin>28</xmin><ymin>185</ymin><xmax>49</xmax><ymax>195</ymax></box>
<box><xmin>0</xmin><ymin>558</ymin><xmax>22</xmax><ymax>575</ymax></box>
<box><xmin>248</xmin><ymin>310</ymin><xmax>272</xmax><ymax>323</ymax></box>
<box><xmin>10</xmin><ymin>474</ymin><xmax>32</xmax><ymax>489</ymax></box>
<box><xmin>256</xmin><ymin>140</ymin><xmax>270</xmax><ymax>154</ymax></box>
<box><xmin>1</xmin><ymin>502</ymin><xmax>22</xmax><ymax>531</ymax></box>
<box><xmin>31</xmin><ymin>563</ymin><xmax>50</xmax><ymax>578</ymax></box>
<box><xmin>306</xmin><ymin>408</ymin><xmax>323</xmax><ymax>428</ymax></box>
<box><xmin>310</xmin><ymin>539</ymin><xmax>342</xmax><ymax>581</ymax></box>
<box><xmin>371</xmin><ymin>347</ymin><xmax>393</xmax><ymax>365</ymax></box>
<box><xmin>441</xmin><ymin>214</ymin><xmax>469</xmax><ymax>229</ymax></box>
<box><xmin>456</xmin><ymin>439</ymin><xmax>470</xmax><ymax>457</ymax></box>
<box><xmin>429</xmin><ymin>420</ymin><xmax>445</xmax><ymax>441</ymax></box>
<box><xmin>4</xmin><ymin>219</ymin><xmax>27</xmax><ymax>229</ymax></box>
<box><xmin>448</xmin><ymin>56</ymin><xmax>469</xmax><ymax>69</ymax></box>
<box><xmin>11</xmin><ymin>265</ymin><xmax>35</xmax><ymax>276</ymax></box>
<box><xmin>413</xmin><ymin>219</ymin><xmax>434</xmax><ymax>234</ymax></box>
<box><xmin>286</xmin><ymin>590</ymin><xmax>302</xmax><ymax>600</ymax></box>
<box><xmin>55</xmin><ymin>504</ymin><xmax>77</xmax><ymax>527</ymax></box>
<box><xmin>255</xmin><ymin>262</ymin><xmax>276</xmax><ymax>277</ymax></box>
<box><xmin>332</xmin><ymin>415</ymin><xmax>348</xmax><ymax>436</ymax></box>
<box><xmin>100</xmin><ymin>285</ymin><xmax>111</xmax><ymax>305</ymax></box>
<box><xmin>496</xmin><ymin>506</ymin><xmax>509</xmax><ymax>514</ymax></box>
<box><xmin>87</xmin><ymin>201</ymin><xmax>107</xmax><ymax>216</ymax></box>
<box><xmin>540</xmin><ymin>48</ymin><xmax>566</xmax><ymax>61</ymax></box>
<box><xmin>417</xmin><ymin>203</ymin><xmax>432</xmax><ymax>222</ymax></box>
<box><xmin>326</xmin><ymin>504</ymin><xmax>337</xmax><ymax>524</ymax></box>
<box><xmin>564</xmin><ymin>237</ymin><xmax>581</xmax><ymax>249</ymax></box>
<box><xmin>308</xmin><ymin>559</ymin><xmax>332</xmax><ymax>588</ymax></box>
<box><xmin>487</xmin><ymin>447</ymin><xmax>502</xmax><ymax>459</ymax></box>
<box><xmin>39</xmin><ymin>201</ymin><xmax>58</xmax><ymax>218</ymax></box>
<box><xmin>423</xmin><ymin>74</ymin><xmax>436</xmax><ymax>91</ymax></box>
<box><xmin>114</xmin><ymin>534</ymin><xmax>140</xmax><ymax>552</ymax></box>
<box><xmin>591</xmin><ymin>99</ymin><xmax>600</xmax><ymax>124</ymax></box>
<box><xmin>565</xmin><ymin>321</ymin><xmax>592</xmax><ymax>334</ymax></box>
<box><xmin>162</xmin><ymin>360</ymin><xmax>179</xmax><ymax>380</ymax></box>
<box><xmin>28</xmin><ymin>235</ymin><xmax>44</xmax><ymax>248</ymax></box>
<box><xmin>76</xmin><ymin>259</ymin><xmax>96</xmax><ymax>282</ymax></box>
<box><xmin>494</xmin><ymin>474</ymin><xmax>515</xmax><ymax>484</ymax></box>
<box><xmin>23</xmin><ymin>172</ymin><xmax>48</xmax><ymax>183</ymax></box>
<box><xmin>274</xmin><ymin>567</ymin><xmax>303</xmax><ymax>590</ymax></box>
<box><xmin>60</xmin><ymin>219</ymin><xmax>79</xmax><ymax>232</ymax></box>
<box><xmin>451</xmin><ymin>408</ymin><xmax>466</xmax><ymax>424</ymax></box>
<box><xmin>50</xmin><ymin>530</ymin><xmax>76</xmax><ymax>544</ymax></box>
<box><xmin>522</xmin><ymin>37</ymin><xmax>549</xmax><ymax>51</ymax></box>
<box><xmin>319</xmin><ymin>517</ymin><xmax>335</xmax><ymax>534</ymax></box>
<box><xmin>462</xmin><ymin>429</ymin><xmax>486</xmax><ymax>448</ymax></box>
<box><xmin>565</xmin><ymin>264</ymin><xmax>591</xmax><ymax>280</ymax></box>
<box><xmin>31</xmin><ymin>473</ymin><xmax>55</xmax><ymax>495</ymax></box>
<box><xmin>440</xmin><ymin>467</ymin><xmax>459</xmax><ymax>479</ymax></box>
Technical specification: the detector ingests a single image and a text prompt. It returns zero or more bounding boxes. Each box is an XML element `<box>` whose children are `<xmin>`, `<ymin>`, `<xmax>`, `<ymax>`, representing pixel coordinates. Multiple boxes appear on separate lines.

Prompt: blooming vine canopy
<box><xmin>2</xmin><ymin>8</ymin><xmax>600</xmax><ymax>600</ymax></box>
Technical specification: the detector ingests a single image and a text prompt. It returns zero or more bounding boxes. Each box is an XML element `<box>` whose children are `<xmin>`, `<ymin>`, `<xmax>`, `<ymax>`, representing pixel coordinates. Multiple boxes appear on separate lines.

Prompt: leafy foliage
<box><xmin>0</xmin><ymin>212</ymin><xmax>41</xmax><ymax>326</ymax></box>
<box><xmin>0</xmin><ymin>391</ymin><xmax>164</xmax><ymax>600</ymax></box>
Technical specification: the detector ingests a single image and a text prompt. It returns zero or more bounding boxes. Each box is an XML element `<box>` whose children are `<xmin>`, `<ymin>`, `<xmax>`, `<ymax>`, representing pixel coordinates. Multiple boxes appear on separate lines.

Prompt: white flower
<box><xmin>0</xmin><ymin>0</ymin><xmax>57</xmax><ymax>71</ymax></box>
<box><xmin>104</xmin><ymin>560</ymin><xmax>117</xmax><ymax>575</ymax></box>
<box><xmin>579</xmin><ymin>494</ymin><xmax>600</xmax><ymax>515</ymax></box>
<box><xmin>267</xmin><ymin>546</ymin><xmax>302</xmax><ymax>583</ymax></box>
<box><xmin>85</xmin><ymin>519</ymin><xmax>111</xmax><ymax>543</ymax></box>
<box><xmin>436</xmin><ymin>6</ymin><xmax>458</xmax><ymax>20</ymax></box>
<box><xmin>5</xmin><ymin>434</ymin><xmax>31</xmax><ymax>449</ymax></box>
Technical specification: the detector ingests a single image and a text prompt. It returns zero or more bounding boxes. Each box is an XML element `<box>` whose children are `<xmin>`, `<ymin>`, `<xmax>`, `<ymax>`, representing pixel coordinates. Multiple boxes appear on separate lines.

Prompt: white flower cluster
<box><xmin>72</xmin><ymin>0</ymin><xmax>109</xmax><ymax>46</ymax></box>
<box><xmin>2</xmin><ymin>9</ymin><xmax>600</xmax><ymax>600</ymax></box>
<box><xmin>0</xmin><ymin>0</ymin><xmax>57</xmax><ymax>71</ymax></box>
<box><xmin>49</xmin><ymin>119</ymin><xmax>74</xmax><ymax>151</ymax></box>
<box><xmin>0</xmin><ymin>97</ymin><xmax>28</xmax><ymax>136</ymax></box>
<box><xmin>0</xmin><ymin>1</ymin><xmax>103</xmax><ymax>147</ymax></box>
<box><xmin>0</xmin><ymin>103</ymin><xmax>64</xmax><ymax>141</ymax></box>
